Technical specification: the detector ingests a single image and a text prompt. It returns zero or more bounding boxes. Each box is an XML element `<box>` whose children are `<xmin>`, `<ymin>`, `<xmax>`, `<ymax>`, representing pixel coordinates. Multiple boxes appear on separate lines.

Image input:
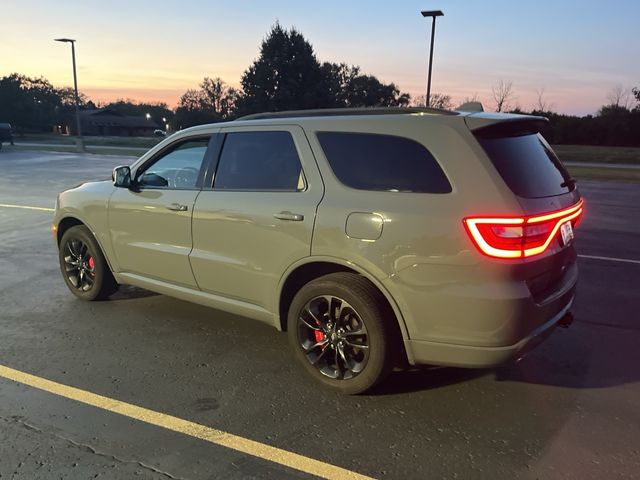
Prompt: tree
<box><xmin>491</xmin><ymin>80</ymin><xmax>515</xmax><ymax>112</ymax></box>
<box><xmin>236</xmin><ymin>23</ymin><xmax>330</xmax><ymax>114</ymax></box>
<box><xmin>101</xmin><ymin>99</ymin><xmax>173</xmax><ymax>130</ymax></box>
<box><xmin>322</xmin><ymin>62</ymin><xmax>410</xmax><ymax>108</ymax></box>
<box><xmin>336</xmin><ymin>73</ymin><xmax>410</xmax><ymax>108</ymax></box>
<box><xmin>53</xmin><ymin>87</ymin><xmax>95</xmax><ymax>132</ymax></box>
<box><xmin>56</xmin><ymin>87</ymin><xmax>91</xmax><ymax>107</ymax></box>
<box><xmin>460</xmin><ymin>93</ymin><xmax>481</xmax><ymax>104</ymax></box>
<box><xmin>633</xmin><ymin>87</ymin><xmax>640</xmax><ymax>112</ymax></box>
<box><xmin>199</xmin><ymin>77</ymin><xmax>239</xmax><ymax>118</ymax></box>
<box><xmin>320</xmin><ymin>63</ymin><xmax>362</xmax><ymax>107</ymax></box>
<box><xmin>174</xmin><ymin>77</ymin><xmax>238</xmax><ymax>128</ymax></box>
<box><xmin>0</xmin><ymin>73</ymin><xmax>61</xmax><ymax>133</ymax></box>
<box><xmin>412</xmin><ymin>93</ymin><xmax>452</xmax><ymax>110</ymax></box>
<box><xmin>607</xmin><ymin>85</ymin><xmax>632</xmax><ymax>110</ymax></box>
<box><xmin>533</xmin><ymin>88</ymin><xmax>554</xmax><ymax>113</ymax></box>
<box><xmin>598</xmin><ymin>104</ymin><xmax>630</xmax><ymax>116</ymax></box>
<box><xmin>103</xmin><ymin>99</ymin><xmax>172</xmax><ymax>119</ymax></box>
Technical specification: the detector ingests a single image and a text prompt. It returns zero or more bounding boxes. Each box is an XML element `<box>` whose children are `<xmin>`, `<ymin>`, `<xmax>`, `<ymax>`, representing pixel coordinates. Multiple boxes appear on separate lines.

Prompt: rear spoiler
<box><xmin>465</xmin><ymin>113</ymin><xmax>548</xmax><ymax>139</ymax></box>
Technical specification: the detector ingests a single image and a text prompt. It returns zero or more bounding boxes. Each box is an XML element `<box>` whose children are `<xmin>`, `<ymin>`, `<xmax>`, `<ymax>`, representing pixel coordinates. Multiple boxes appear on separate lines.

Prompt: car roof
<box><xmin>237</xmin><ymin>107</ymin><xmax>459</xmax><ymax>121</ymax></box>
<box><xmin>172</xmin><ymin>108</ymin><xmax>545</xmax><ymax>138</ymax></box>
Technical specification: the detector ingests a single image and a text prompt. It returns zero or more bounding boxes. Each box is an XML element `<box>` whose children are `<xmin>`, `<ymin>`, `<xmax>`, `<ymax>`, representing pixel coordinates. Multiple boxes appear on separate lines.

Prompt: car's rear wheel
<box><xmin>287</xmin><ymin>272</ymin><xmax>395</xmax><ymax>394</ymax></box>
<box><xmin>58</xmin><ymin>225</ymin><xmax>118</xmax><ymax>301</ymax></box>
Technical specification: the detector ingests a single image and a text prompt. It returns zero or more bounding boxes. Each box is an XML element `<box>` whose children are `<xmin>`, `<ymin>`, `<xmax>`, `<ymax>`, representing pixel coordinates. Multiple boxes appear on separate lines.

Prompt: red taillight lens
<box><xmin>464</xmin><ymin>199</ymin><xmax>584</xmax><ymax>259</ymax></box>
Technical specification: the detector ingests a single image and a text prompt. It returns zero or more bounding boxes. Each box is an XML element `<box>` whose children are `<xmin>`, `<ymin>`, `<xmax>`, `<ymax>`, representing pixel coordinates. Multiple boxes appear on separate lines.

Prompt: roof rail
<box><xmin>237</xmin><ymin>107</ymin><xmax>458</xmax><ymax>121</ymax></box>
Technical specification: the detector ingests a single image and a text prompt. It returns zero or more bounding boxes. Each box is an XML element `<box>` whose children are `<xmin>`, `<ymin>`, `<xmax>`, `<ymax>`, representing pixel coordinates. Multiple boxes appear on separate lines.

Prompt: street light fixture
<box><xmin>420</xmin><ymin>10</ymin><xmax>444</xmax><ymax>108</ymax></box>
<box><xmin>54</xmin><ymin>38</ymin><xmax>84</xmax><ymax>151</ymax></box>
<box><xmin>146</xmin><ymin>113</ymin><xmax>151</xmax><ymax>120</ymax></box>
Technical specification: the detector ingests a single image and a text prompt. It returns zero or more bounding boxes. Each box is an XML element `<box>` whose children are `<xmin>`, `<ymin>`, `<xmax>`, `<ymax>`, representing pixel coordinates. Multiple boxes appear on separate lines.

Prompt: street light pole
<box><xmin>420</xmin><ymin>10</ymin><xmax>444</xmax><ymax>108</ymax></box>
<box><xmin>54</xmin><ymin>38</ymin><xmax>84</xmax><ymax>152</ymax></box>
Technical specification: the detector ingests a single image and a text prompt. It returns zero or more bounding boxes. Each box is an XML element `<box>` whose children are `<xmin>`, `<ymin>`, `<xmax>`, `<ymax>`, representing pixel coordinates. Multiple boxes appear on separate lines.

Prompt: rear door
<box><xmin>190</xmin><ymin>125</ymin><xmax>324</xmax><ymax>312</ymax></box>
<box><xmin>108</xmin><ymin>135</ymin><xmax>214</xmax><ymax>287</ymax></box>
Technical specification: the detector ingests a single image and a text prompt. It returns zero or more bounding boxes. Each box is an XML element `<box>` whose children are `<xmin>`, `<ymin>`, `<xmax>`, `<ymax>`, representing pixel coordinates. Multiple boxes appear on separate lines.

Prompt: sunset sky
<box><xmin>2</xmin><ymin>0</ymin><xmax>638</xmax><ymax>115</ymax></box>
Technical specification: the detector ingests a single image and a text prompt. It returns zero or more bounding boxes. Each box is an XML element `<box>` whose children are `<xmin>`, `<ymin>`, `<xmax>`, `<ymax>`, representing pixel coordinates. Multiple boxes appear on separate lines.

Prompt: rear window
<box><xmin>316</xmin><ymin>132</ymin><xmax>451</xmax><ymax>193</ymax></box>
<box><xmin>477</xmin><ymin>133</ymin><xmax>574</xmax><ymax>198</ymax></box>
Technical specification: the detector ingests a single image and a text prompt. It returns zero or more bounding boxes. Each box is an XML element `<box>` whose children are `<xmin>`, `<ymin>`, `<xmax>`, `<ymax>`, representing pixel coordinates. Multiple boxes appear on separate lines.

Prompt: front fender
<box><xmin>55</xmin><ymin>181</ymin><xmax>118</xmax><ymax>272</ymax></box>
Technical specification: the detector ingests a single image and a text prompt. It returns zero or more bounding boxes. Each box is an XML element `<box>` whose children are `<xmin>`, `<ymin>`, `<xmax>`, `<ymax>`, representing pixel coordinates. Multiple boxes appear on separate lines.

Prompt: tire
<box><xmin>58</xmin><ymin>225</ymin><xmax>118</xmax><ymax>301</ymax></box>
<box><xmin>287</xmin><ymin>272</ymin><xmax>396</xmax><ymax>394</ymax></box>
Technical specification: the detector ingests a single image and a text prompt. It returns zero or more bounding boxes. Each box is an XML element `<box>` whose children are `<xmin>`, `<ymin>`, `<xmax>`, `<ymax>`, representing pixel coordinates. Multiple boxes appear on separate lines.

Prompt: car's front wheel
<box><xmin>58</xmin><ymin>225</ymin><xmax>118</xmax><ymax>301</ymax></box>
<box><xmin>287</xmin><ymin>272</ymin><xmax>396</xmax><ymax>394</ymax></box>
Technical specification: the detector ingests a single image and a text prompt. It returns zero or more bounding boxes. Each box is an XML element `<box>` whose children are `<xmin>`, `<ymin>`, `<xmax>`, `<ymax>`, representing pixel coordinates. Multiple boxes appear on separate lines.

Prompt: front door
<box><xmin>190</xmin><ymin>126</ymin><xmax>324</xmax><ymax>312</ymax></box>
<box><xmin>108</xmin><ymin>135</ymin><xmax>212</xmax><ymax>288</ymax></box>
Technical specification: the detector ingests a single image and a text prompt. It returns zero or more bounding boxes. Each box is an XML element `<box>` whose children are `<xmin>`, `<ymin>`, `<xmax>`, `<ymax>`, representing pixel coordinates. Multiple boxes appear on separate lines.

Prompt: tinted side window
<box><xmin>477</xmin><ymin>133</ymin><xmax>573</xmax><ymax>198</ymax></box>
<box><xmin>138</xmin><ymin>139</ymin><xmax>209</xmax><ymax>189</ymax></box>
<box><xmin>214</xmin><ymin>131</ymin><xmax>304</xmax><ymax>191</ymax></box>
<box><xmin>316</xmin><ymin>132</ymin><xmax>451</xmax><ymax>193</ymax></box>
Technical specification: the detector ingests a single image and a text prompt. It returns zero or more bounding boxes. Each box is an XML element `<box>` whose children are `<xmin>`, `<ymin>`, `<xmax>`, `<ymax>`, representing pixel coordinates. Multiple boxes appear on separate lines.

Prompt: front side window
<box><xmin>214</xmin><ymin>131</ymin><xmax>305</xmax><ymax>191</ymax></box>
<box><xmin>137</xmin><ymin>138</ymin><xmax>209</xmax><ymax>189</ymax></box>
<box><xmin>317</xmin><ymin>132</ymin><xmax>452</xmax><ymax>193</ymax></box>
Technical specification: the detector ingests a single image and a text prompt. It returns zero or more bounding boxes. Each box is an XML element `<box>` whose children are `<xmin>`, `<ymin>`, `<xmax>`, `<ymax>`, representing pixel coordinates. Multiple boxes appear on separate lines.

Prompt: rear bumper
<box><xmin>386</xmin><ymin>248</ymin><xmax>579</xmax><ymax>367</ymax></box>
<box><xmin>405</xmin><ymin>296</ymin><xmax>574</xmax><ymax>367</ymax></box>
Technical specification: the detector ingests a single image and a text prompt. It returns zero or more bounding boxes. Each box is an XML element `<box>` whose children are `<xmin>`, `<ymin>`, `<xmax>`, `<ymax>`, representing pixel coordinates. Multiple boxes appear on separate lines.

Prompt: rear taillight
<box><xmin>464</xmin><ymin>199</ymin><xmax>584</xmax><ymax>259</ymax></box>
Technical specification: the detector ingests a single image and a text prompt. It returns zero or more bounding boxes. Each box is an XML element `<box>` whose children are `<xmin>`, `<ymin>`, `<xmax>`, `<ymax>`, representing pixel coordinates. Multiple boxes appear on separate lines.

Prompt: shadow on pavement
<box><xmin>109</xmin><ymin>285</ymin><xmax>159</xmax><ymax>301</ymax></box>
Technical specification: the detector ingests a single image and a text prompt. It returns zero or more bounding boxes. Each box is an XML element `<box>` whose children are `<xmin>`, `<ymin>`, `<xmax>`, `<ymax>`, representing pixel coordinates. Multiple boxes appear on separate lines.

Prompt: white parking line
<box><xmin>0</xmin><ymin>364</ymin><xmax>373</xmax><ymax>480</ymax></box>
<box><xmin>578</xmin><ymin>254</ymin><xmax>640</xmax><ymax>265</ymax></box>
<box><xmin>0</xmin><ymin>203</ymin><xmax>55</xmax><ymax>212</ymax></box>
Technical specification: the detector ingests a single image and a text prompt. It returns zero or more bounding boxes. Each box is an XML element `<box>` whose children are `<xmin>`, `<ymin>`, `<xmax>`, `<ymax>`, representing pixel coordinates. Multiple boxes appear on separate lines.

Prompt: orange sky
<box><xmin>3</xmin><ymin>1</ymin><xmax>637</xmax><ymax>114</ymax></box>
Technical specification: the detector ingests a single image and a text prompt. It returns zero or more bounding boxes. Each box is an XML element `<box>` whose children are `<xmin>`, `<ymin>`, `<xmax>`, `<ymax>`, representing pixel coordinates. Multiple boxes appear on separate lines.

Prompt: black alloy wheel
<box><xmin>58</xmin><ymin>225</ymin><xmax>118</xmax><ymax>301</ymax></box>
<box><xmin>288</xmin><ymin>272</ymin><xmax>396</xmax><ymax>394</ymax></box>
<box><xmin>62</xmin><ymin>238</ymin><xmax>96</xmax><ymax>292</ymax></box>
<box><xmin>297</xmin><ymin>295</ymin><xmax>370</xmax><ymax>380</ymax></box>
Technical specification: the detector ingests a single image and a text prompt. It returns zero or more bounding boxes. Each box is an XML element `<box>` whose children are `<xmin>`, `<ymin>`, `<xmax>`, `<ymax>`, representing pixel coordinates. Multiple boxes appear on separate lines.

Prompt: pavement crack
<box><xmin>1</xmin><ymin>414</ymin><xmax>189</xmax><ymax>480</ymax></box>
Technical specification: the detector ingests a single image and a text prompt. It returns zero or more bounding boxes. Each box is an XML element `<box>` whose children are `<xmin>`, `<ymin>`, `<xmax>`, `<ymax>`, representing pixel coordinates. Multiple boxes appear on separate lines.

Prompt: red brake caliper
<box><xmin>87</xmin><ymin>257</ymin><xmax>95</xmax><ymax>269</ymax></box>
<box><xmin>314</xmin><ymin>324</ymin><xmax>325</xmax><ymax>343</ymax></box>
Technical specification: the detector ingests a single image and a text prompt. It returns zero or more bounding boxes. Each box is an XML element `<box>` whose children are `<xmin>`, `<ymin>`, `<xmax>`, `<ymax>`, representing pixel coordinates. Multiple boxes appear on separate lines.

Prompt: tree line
<box><xmin>1</xmin><ymin>23</ymin><xmax>639</xmax><ymax>146</ymax></box>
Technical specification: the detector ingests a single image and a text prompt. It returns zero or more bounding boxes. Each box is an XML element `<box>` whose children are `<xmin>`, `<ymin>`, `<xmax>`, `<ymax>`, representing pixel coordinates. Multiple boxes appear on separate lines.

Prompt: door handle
<box><xmin>166</xmin><ymin>203</ymin><xmax>188</xmax><ymax>212</ymax></box>
<box><xmin>274</xmin><ymin>211</ymin><xmax>304</xmax><ymax>221</ymax></box>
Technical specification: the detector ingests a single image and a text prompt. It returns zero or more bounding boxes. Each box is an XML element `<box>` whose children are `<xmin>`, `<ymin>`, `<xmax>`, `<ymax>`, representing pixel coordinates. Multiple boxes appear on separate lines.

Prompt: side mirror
<box><xmin>140</xmin><ymin>172</ymin><xmax>169</xmax><ymax>187</ymax></box>
<box><xmin>112</xmin><ymin>166</ymin><xmax>132</xmax><ymax>188</ymax></box>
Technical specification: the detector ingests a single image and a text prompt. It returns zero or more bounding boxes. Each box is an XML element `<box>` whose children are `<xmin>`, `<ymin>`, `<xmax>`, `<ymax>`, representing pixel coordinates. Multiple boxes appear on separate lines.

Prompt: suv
<box><xmin>54</xmin><ymin>108</ymin><xmax>583</xmax><ymax>394</ymax></box>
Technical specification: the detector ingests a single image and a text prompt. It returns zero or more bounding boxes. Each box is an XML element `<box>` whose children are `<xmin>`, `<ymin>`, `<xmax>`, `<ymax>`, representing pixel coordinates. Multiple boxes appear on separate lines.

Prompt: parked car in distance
<box><xmin>53</xmin><ymin>107</ymin><xmax>583</xmax><ymax>394</ymax></box>
<box><xmin>153</xmin><ymin>129</ymin><xmax>167</xmax><ymax>137</ymax></box>
<box><xmin>0</xmin><ymin>123</ymin><xmax>14</xmax><ymax>150</ymax></box>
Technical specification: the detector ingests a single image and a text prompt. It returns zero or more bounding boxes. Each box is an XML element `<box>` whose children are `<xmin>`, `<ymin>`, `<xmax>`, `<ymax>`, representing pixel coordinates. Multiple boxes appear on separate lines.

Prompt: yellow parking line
<box><xmin>0</xmin><ymin>203</ymin><xmax>55</xmax><ymax>212</ymax></box>
<box><xmin>0</xmin><ymin>364</ymin><xmax>374</xmax><ymax>480</ymax></box>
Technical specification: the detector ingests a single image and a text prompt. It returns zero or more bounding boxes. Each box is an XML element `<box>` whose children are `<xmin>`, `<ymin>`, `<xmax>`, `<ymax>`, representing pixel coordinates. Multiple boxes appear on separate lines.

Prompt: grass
<box><xmin>552</xmin><ymin>144</ymin><xmax>640</xmax><ymax>165</ymax></box>
<box><xmin>566</xmin><ymin>165</ymin><xmax>640</xmax><ymax>183</ymax></box>
<box><xmin>16</xmin><ymin>133</ymin><xmax>161</xmax><ymax>149</ymax></box>
<box><xmin>6</xmin><ymin>144</ymin><xmax>143</xmax><ymax>157</ymax></box>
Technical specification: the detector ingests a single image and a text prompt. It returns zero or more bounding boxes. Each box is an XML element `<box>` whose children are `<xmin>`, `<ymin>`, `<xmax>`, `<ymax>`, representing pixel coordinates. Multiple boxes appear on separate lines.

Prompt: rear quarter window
<box><xmin>476</xmin><ymin>133</ymin><xmax>574</xmax><ymax>198</ymax></box>
<box><xmin>316</xmin><ymin>132</ymin><xmax>451</xmax><ymax>193</ymax></box>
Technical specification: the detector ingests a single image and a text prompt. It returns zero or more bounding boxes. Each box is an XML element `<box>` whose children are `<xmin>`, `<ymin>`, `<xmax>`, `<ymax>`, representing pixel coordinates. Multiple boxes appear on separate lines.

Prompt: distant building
<box><xmin>68</xmin><ymin>109</ymin><xmax>159</xmax><ymax>136</ymax></box>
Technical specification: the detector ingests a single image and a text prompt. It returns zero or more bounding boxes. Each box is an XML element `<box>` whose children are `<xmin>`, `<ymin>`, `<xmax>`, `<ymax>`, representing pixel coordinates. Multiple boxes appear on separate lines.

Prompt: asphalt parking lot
<box><xmin>0</xmin><ymin>150</ymin><xmax>639</xmax><ymax>479</ymax></box>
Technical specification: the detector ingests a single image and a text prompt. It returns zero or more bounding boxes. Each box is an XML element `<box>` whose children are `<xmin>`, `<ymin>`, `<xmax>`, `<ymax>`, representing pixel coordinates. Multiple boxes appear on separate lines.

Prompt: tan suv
<box><xmin>54</xmin><ymin>108</ymin><xmax>583</xmax><ymax>394</ymax></box>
